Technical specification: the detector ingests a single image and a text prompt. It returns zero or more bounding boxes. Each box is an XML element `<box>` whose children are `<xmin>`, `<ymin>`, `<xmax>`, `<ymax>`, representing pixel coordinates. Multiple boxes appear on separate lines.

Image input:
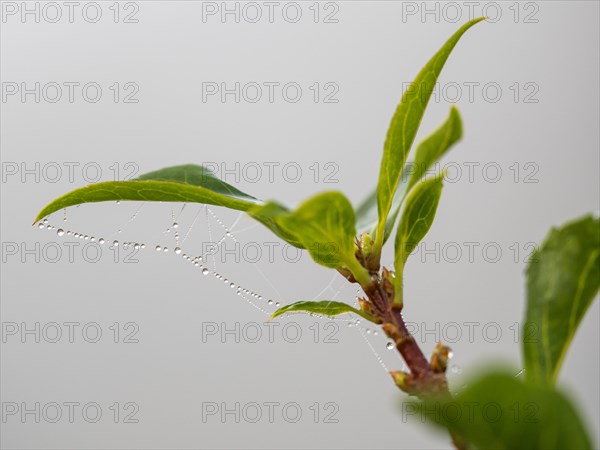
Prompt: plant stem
<box><xmin>388</xmin><ymin>307</ymin><xmax>431</xmax><ymax>378</ymax></box>
<box><xmin>362</xmin><ymin>275</ymin><xmax>466</xmax><ymax>450</ymax></box>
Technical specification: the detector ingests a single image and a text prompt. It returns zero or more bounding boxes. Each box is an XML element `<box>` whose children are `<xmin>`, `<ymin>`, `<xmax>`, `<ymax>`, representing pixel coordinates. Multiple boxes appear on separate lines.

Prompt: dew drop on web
<box><xmin>386</xmin><ymin>342</ymin><xmax>394</xmax><ymax>350</ymax></box>
<box><xmin>57</xmin><ymin>229</ymin><xmax>64</xmax><ymax>236</ymax></box>
<box><xmin>202</xmin><ymin>268</ymin><xmax>209</xmax><ymax>275</ymax></box>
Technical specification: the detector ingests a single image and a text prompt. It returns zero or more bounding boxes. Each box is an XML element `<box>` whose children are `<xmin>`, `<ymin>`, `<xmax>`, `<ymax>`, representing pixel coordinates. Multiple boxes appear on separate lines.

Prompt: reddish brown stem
<box><xmin>362</xmin><ymin>275</ymin><xmax>466</xmax><ymax>450</ymax></box>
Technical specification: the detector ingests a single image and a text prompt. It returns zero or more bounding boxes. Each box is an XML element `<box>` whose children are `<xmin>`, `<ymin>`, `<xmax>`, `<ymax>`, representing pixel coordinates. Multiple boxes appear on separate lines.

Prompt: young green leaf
<box><xmin>277</xmin><ymin>192</ymin><xmax>371</xmax><ymax>285</ymax></box>
<box><xmin>523</xmin><ymin>215</ymin><xmax>600</xmax><ymax>386</ymax></box>
<box><xmin>247</xmin><ymin>201</ymin><xmax>304</xmax><ymax>249</ymax></box>
<box><xmin>394</xmin><ymin>175</ymin><xmax>444</xmax><ymax>306</ymax></box>
<box><xmin>33</xmin><ymin>164</ymin><xmax>307</xmax><ymax>248</ymax></box>
<box><xmin>270</xmin><ymin>300</ymin><xmax>380</xmax><ymax>323</ymax></box>
<box><xmin>34</xmin><ymin>164</ymin><xmax>260</xmax><ymax>222</ymax></box>
<box><xmin>413</xmin><ymin>371</ymin><xmax>592</xmax><ymax>450</ymax></box>
<box><xmin>406</xmin><ymin>106</ymin><xmax>462</xmax><ymax>192</ymax></box>
<box><xmin>355</xmin><ymin>106</ymin><xmax>462</xmax><ymax>242</ymax></box>
<box><xmin>375</xmin><ymin>18</ymin><xmax>484</xmax><ymax>252</ymax></box>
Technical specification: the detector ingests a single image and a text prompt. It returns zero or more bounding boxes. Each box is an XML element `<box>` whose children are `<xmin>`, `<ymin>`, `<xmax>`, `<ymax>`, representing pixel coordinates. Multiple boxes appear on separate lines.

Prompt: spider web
<box><xmin>35</xmin><ymin>201</ymin><xmax>474</xmax><ymax>381</ymax></box>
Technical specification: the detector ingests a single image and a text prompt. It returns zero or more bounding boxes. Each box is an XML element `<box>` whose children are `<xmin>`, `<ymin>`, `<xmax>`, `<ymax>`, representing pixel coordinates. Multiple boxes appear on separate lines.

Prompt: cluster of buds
<box><xmin>381</xmin><ymin>267</ymin><xmax>395</xmax><ymax>301</ymax></box>
<box><xmin>390</xmin><ymin>370</ymin><xmax>449</xmax><ymax>399</ymax></box>
<box><xmin>358</xmin><ymin>232</ymin><xmax>380</xmax><ymax>272</ymax></box>
<box><xmin>430</xmin><ymin>342</ymin><xmax>452</xmax><ymax>374</ymax></box>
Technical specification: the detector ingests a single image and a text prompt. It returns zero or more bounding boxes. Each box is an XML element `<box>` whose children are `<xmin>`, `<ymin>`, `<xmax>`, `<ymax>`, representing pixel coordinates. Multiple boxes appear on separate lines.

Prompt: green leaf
<box><xmin>356</xmin><ymin>106</ymin><xmax>462</xmax><ymax>242</ymax></box>
<box><xmin>375</xmin><ymin>18</ymin><xmax>484</xmax><ymax>251</ymax></box>
<box><xmin>412</xmin><ymin>371</ymin><xmax>592</xmax><ymax>450</ymax></box>
<box><xmin>393</xmin><ymin>175</ymin><xmax>444</xmax><ymax>306</ymax></box>
<box><xmin>406</xmin><ymin>106</ymin><xmax>462</xmax><ymax>192</ymax></box>
<box><xmin>270</xmin><ymin>300</ymin><xmax>380</xmax><ymax>323</ymax></box>
<box><xmin>34</xmin><ymin>164</ymin><xmax>259</xmax><ymax>222</ymax></box>
<box><xmin>33</xmin><ymin>164</ymin><xmax>304</xmax><ymax>248</ymax></box>
<box><xmin>277</xmin><ymin>192</ymin><xmax>370</xmax><ymax>285</ymax></box>
<box><xmin>523</xmin><ymin>215</ymin><xmax>600</xmax><ymax>386</ymax></box>
<box><xmin>247</xmin><ymin>201</ymin><xmax>304</xmax><ymax>249</ymax></box>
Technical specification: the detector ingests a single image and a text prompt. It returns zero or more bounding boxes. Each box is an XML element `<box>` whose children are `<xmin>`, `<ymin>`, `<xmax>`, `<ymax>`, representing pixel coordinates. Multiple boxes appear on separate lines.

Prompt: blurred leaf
<box><xmin>375</xmin><ymin>18</ymin><xmax>484</xmax><ymax>250</ymax></box>
<box><xmin>394</xmin><ymin>175</ymin><xmax>444</xmax><ymax>305</ymax></box>
<box><xmin>412</xmin><ymin>371</ymin><xmax>592</xmax><ymax>450</ymax></box>
<box><xmin>270</xmin><ymin>300</ymin><xmax>380</xmax><ymax>323</ymax></box>
<box><xmin>523</xmin><ymin>215</ymin><xmax>600</xmax><ymax>385</ymax></box>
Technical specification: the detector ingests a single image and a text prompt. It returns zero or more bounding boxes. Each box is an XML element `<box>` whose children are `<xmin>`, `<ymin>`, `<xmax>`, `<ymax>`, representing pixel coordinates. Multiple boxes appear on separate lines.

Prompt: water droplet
<box><xmin>91</xmin><ymin>237</ymin><xmax>96</xmax><ymax>242</ymax></box>
<box><xmin>230</xmin><ymin>283</ymin><xmax>235</xmax><ymax>288</ymax></box>
<box><xmin>202</xmin><ymin>268</ymin><xmax>209</xmax><ymax>275</ymax></box>
<box><xmin>448</xmin><ymin>350</ymin><xmax>454</xmax><ymax>359</ymax></box>
<box><xmin>116</xmin><ymin>200</ymin><xmax>121</xmax><ymax>205</ymax></box>
<box><xmin>386</xmin><ymin>342</ymin><xmax>394</xmax><ymax>350</ymax></box>
<box><xmin>134</xmin><ymin>243</ymin><xmax>139</xmax><ymax>249</ymax></box>
<box><xmin>373</xmin><ymin>331</ymin><xmax>378</xmax><ymax>336</ymax></box>
<box><xmin>348</xmin><ymin>322</ymin><xmax>353</xmax><ymax>327</ymax></box>
<box><xmin>141</xmin><ymin>244</ymin><xmax>146</xmax><ymax>249</ymax></box>
<box><xmin>47</xmin><ymin>225</ymin><xmax>52</xmax><ymax>230</ymax></box>
<box><xmin>173</xmin><ymin>222</ymin><xmax>179</xmax><ymax>228</ymax></box>
<box><xmin>366</xmin><ymin>329</ymin><xmax>371</xmax><ymax>334</ymax></box>
<box><xmin>155</xmin><ymin>245</ymin><xmax>162</xmax><ymax>251</ymax></box>
<box><xmin>226</xmin><ymin>231</ymin><xmax>231</xmax><ymax>236</ymax></box>
<box><xmin>99</xmin><ymin>238</ymin><xmax>105</xmax><ymax>244</ymax></box>
<box><xmin>78</xmin><ymin>233</ymin><xmax>84</xmax><ymax>239</ymax></box>
<box><xmin>223</xmin><ymin>279</ymin><xmax>229</xmax><ymax>284</ymax></box>
<box><xmin>258</xmin><ymin>296</ymin><xmax>263</xmax><ymax>300</ymax></box>
<box><xmin>67</xmin><ymin>231</ymin><xmax>72</xmax><ymax>236</ymax></box>
<box><xmin>74</xmin><ymin>233</ymin><xmax>79</xmax><ymax>238</ymax></box>
<box><xmin>275</xmin><ymin>302</ymin><xmax>280</xmax><ymax>307</ymax></box>
<box><xmin>174</xmin><ymin>247</ymin><xmax>182</xmax><ymax>254</ymax></box>
<box><xmin>268</xmin><ymin>300</ymin><xmax>273</xmax><ymax>305</ymax></box>
<box><xmin>38</xmin><ymin>223</ymin><xmax>45</xmax><ymax>229</ymax></box>
<box><xmin>43</xmin><ymin>219</ymin><xmax>48</xmax><ymax>224</ymax></box>
<box><xmin>113</xmin><ymin>240</ymin><xmax>119</xmax><ymax>247</ymax></box>
<box><xmin>57</xmin><ymin>229</ymin><xmax>64</xmax><ymax>236</ymax></box>
<box><xmin>450</xmin><ymin>365</ymin><xmax>462</xmax><ymax>375</ymax></box>
<box><xmin>194</xmin><ymin>262</ymin><xmax>200</xmax><ymax>267</ymax></box>
<box><xmin>163</xmin><ymin>247</ymin><xmax>169</xmax><ymax>252</ymax></box>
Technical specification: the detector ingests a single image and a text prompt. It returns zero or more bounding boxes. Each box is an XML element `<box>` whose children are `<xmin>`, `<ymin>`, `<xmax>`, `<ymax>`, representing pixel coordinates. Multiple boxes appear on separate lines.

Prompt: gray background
<box><xmin>1</xmin><ymin>1</ymin><xmax>599</xmax><ymax>449</ymax></box>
